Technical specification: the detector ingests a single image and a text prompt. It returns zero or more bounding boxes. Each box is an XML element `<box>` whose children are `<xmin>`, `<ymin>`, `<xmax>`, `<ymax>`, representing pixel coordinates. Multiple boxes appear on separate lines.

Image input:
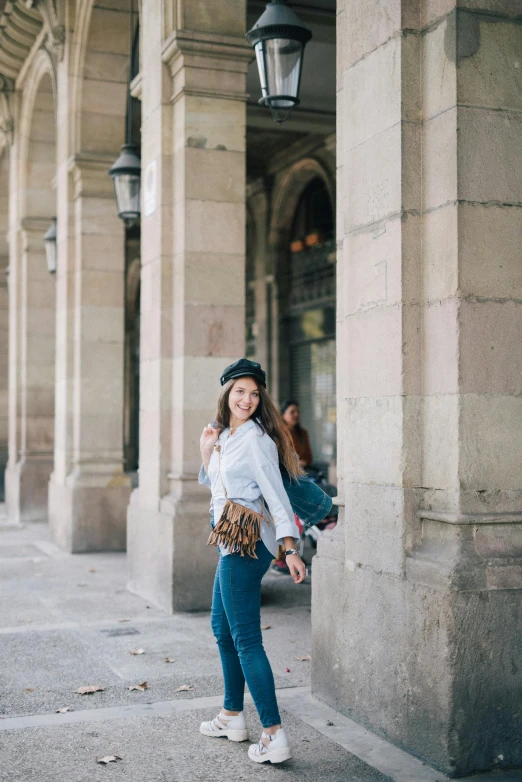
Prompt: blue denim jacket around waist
<box><xmin>279</xmin><ymin>465</ymin><xmax>333</xmax><ymax>527</ymax></box>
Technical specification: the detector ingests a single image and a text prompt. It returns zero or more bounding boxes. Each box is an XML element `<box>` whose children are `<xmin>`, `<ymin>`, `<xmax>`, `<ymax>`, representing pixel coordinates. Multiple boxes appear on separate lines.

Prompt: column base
<box><xmin>48</xmin><ymin>472</ymin><xmax>131</xmax><ymax>553</ymax></box>
<box><xmin>312</xmin><ymin>512</ymin><xmax>522</xmax><ymax>778</ymax></box>
<box><xmin>127</xmin><ymin>486</ymin><xmax>217</xmax><ymax>613</ymax></box>
<box><xmin>5</xmin><ymin>457</ymin><xmax>53</xmax><ymax>523</ymax></box>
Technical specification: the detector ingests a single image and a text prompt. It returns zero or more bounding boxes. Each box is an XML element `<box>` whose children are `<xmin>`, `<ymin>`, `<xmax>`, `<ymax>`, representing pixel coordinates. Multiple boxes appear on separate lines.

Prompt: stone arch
<box><xmin>269</xmin><ymin>156</ymin><xmax>335</xmax><ymax>256</ymax></box>
<box><xmin>5</xmin><ymin>47</ymin><xmax>57</xmax><ymax>523</ymax></box>
<box><xmin>18</xmin><ymin>49</ymin><xmax>56</xmax><ymax>219</ymax></box>
<box><xmin>268</xmin><ymin>156</ymin><xmax>336</xmax><ymax>469</ymax></box>
<box><xmin>71</xmin><ymin>0</ymin><xmax>136</xmax><ymax>156</ymax></box>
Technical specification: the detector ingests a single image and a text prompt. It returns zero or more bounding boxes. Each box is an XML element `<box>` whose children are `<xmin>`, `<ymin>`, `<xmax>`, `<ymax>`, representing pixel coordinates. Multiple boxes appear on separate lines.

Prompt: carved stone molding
<box><xmin>161</xmin><ymin>28</ymin><xmax>252</xmax><ymax>105</ymax></box>
<box><xmin>0</xmin><ymin>75</ymin><xmax>15</xmax><ymax>148</ymax></box>
<box><xmin>407</xmin><ymin>510</ymin><xmax>522</xmax><ymax>592</ymax></box>
<box><xmin>67</xmin><ymin>152</ymin><xmax>117</xmax><ymax>200</ymax></box>
<box><xmin>24</xmin><ymin>0</ymin><xmax>65</xmax><ymax>60</ymax></box>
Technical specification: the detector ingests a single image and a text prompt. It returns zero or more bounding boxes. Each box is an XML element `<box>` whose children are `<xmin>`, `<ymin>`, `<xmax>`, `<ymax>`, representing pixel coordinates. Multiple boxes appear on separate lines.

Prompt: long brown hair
<box><xmin>215</xmin><ymin>377</ymin><xmax>304</xmax><ymax>480</ymax></box>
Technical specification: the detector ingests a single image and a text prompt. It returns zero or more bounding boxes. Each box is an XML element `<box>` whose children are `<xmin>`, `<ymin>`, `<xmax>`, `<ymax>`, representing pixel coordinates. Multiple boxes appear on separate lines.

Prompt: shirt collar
<box><xmin>224</xmin><ymin>418</ymin><xmax>257</xmax><ymax>438</ymax></box>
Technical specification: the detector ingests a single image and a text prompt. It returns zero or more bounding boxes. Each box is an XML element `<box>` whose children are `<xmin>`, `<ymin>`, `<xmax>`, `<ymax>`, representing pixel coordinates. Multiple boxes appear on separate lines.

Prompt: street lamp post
<box><xmin>246</xmin><ymin>0</ymin><xmax>312</xmax><ymax>124</ymax></box>
<box><xmin>43</xmin><ymin>217</ymin><xmax>57</xmax><ymax>274</ymax></box>
<box><xmin>108</xmin><ymin>0</ymin><xmax>140</xmax><ymax>225</ymax></box>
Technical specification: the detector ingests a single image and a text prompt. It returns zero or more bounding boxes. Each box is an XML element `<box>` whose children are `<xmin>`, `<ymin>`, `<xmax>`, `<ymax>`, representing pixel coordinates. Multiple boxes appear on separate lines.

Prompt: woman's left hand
<box><xmin>286</xmin><ymin>554</ymin><xmax>306</xmax><ymax>584</ymax></box>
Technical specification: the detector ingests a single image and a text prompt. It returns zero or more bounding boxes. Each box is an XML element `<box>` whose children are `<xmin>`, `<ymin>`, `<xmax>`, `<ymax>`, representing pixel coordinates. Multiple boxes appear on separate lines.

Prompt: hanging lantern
<box><xmin>43</xmin><ymin>217</ymin><xmax>57</xmax><ymax>274</ymax></box>
<box><xmin>109</xmin><ymin>144</ymin><xmax>141</xmax><ymax>226</ymax></box>
<box><xmin>246</xmin><ymin>0</ymin><xmax>312</xmax><ymax>124</ymax></box>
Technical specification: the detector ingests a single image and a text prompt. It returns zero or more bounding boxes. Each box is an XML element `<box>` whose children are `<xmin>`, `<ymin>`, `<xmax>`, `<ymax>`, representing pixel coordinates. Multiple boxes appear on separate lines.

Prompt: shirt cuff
<box><xmin>198</xmin><ymin>465</ymin><xmax>211</xmax><ymax>487</ymax></box>
<box><xmin>275</xmin><ymin>521</ymin><xmax>300</xmax><ymax>547</ymax></box>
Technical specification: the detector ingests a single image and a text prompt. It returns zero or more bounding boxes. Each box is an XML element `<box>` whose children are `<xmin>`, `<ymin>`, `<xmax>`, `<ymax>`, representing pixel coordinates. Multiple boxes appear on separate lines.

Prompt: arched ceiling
<box><xmin>0</xmin><ymin>0</ymin><xmax>42</xmax><ymax>81</ymax></box>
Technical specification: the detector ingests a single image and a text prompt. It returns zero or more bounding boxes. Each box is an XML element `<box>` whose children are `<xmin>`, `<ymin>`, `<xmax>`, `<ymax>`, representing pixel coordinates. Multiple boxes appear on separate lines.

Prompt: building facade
<box><xmin>0</xmin><ymin>0</ymin><xmax>521</xmax><ymax>776</ymax></box>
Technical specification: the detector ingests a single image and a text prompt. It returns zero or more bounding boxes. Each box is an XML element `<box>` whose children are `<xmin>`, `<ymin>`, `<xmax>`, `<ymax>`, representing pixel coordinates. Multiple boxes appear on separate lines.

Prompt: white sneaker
<box><xmin>199</xmin><ymin>710</ymin><xmax>249</xmax><ymax>742</ymax></box>
<box><xmin>248</xmin><ymin>727</ymin><xmax>292</xmax><ymax>763</ymax></box>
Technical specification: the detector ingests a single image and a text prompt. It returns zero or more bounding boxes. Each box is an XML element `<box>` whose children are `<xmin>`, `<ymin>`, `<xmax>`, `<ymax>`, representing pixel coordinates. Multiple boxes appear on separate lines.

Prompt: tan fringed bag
<box><xmin>206</xmin><ymin>444</ymin><xmax>265</xmax><ymax>559</ymax></box>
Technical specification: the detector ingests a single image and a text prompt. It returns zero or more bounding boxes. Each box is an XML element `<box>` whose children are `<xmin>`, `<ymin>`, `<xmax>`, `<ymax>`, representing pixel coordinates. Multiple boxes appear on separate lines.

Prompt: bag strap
<box><xmin>215</xmin><ymin>445</ymin><xmax>228</xmax><ymax>499</ymax></box>
<box><xmin>215</xmin><ymin>442</ymin><xmax>270</xmax><ymax>524</ymax></box>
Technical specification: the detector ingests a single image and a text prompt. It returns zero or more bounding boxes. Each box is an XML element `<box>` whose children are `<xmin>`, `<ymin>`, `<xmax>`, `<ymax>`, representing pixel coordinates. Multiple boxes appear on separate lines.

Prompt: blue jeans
<box><xmin>211</xmin><ymin>539</ymin><xmax>281</xmax><ymax>728</ymax></box>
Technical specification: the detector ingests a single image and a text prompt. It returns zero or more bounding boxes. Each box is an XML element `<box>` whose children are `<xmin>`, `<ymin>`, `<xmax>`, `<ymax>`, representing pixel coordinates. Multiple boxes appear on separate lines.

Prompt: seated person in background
<box><xmin>280</xmin><ymin>400</ymin><xmax>313</xmax><ymax>469</ymax></box>
<box><xmin>271</xmin><ymin>400</ymin><xmax>313</xmax><ymax>575</ymax></box>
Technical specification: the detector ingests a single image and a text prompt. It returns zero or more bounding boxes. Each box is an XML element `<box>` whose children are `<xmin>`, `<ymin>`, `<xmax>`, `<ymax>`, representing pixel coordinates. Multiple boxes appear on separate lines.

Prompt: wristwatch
<box><xmin>284</xmin><ymin>548</ymin><xmax>299</xmax><ymax>557</ymax></box>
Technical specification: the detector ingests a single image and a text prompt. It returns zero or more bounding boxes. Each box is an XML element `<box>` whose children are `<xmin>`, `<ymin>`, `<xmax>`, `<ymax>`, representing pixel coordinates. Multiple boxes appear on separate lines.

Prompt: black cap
<box><xmin>220</xmin><ymin>358</ymin><xmax>267</xmax><ymax>388</ymax></box>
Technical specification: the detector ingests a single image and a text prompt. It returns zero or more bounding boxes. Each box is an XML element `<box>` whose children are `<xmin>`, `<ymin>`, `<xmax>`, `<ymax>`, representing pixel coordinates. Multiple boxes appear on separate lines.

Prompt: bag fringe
<box><xmin>207</xmin><ymin>499</ymin><xmax>263</xmax><ymax>558</ymax></box>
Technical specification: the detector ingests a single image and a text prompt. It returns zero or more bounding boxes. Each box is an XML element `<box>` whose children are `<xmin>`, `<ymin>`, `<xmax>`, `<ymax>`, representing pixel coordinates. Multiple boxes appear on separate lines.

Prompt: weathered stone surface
<box><xmin>318</xmin><ymin>1</ymin><xmax>522</xmax><ymax>776</ymax></box>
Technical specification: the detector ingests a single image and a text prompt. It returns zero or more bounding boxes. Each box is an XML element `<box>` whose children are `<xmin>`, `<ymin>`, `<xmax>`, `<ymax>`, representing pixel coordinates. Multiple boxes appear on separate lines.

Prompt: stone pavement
<box><xmin>0</xmin><ymin>520</ymin><xmax>519</xmax><ymax>782</ymax></box>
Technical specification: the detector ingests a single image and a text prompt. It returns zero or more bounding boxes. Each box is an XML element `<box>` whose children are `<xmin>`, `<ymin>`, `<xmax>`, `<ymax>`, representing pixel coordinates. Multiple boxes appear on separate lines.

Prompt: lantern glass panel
<box><xmin>255</xmin><ymin>38</ymin><xmax>303</xmax><ymax>107</ymax></box>
<box><xmin>113</xmin><ymin>173</ymin><xmax>141</xmax><ymax>223</ymax></box>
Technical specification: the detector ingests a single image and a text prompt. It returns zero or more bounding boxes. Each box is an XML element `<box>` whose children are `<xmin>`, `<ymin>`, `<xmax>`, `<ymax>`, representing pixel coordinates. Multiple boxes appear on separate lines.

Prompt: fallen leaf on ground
<box><xmin>118</xmin><ymin>618</ymin><xmax>130</xmax><ymax>623</ymax></box>
<box><xmin>130</xmin><ymin>648</ymin><xmax>145</xmax><ymax>655</ymax></box>
<box><xmin>96</xmin><ymin>755</ymin><xmax>122</xmax><ymax>765</ymax></box>
<box><xmin>75</xmin><ymin>685</ymin><xmax>106</xmax><ymax>695</ymax></box>
<box><xmin>77</xmin><ymin>583</ymin><xmax>87</xmax><ymax>587</ymax></box>
<box><xmin>284</xmin><ymin>668</ymin><xmax>291</xmax><ymax>673</ymax></box>
<box><xmin>164</xmin><ymin>657</ymin><xmax>175</xmax><ymax>663</ymax></box>
<box><xmin>326</xmin><ymin>720</ymin><xmax>334</xmax><ymax>726</ymax></box>
<box><xmin>296</xmin><ymin>655</ymin><xmax>312</xmax><ymax>662</ymax></box>
<box><xmin>23</xmin><ymin>619</ymin><xmax>32</xmax><ymax>624</ymax></box>
<box><xmin>128</xmin><ymin>682</ymin><xmax>148</xmax><ymax>692</ymax></box>
<box><xmin>24</xmin><ymin>688</ymin><xmax>34</xmax><ymax>693</ymax></box>
<box><xmin>88</xmin><ymin>567</ymin><xmax>96</xmax><ymax>573</ymax></box>
<box><xmin>174</xmin><ymin>684</ymin><xmax>194</xmax><ymax>692</ymax></box>
<box><xmin>56</xmin><ymin>707</ymin><xmax>72</xmax><ymax>713</ymax></box>
<box><xmin>261</xmin><ymin>625</ymin><xmax>271</xmax><ymax>630</ymax></box>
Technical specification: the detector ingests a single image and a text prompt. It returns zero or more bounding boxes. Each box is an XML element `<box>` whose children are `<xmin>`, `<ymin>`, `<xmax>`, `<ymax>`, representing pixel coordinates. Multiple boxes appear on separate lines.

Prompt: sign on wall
<box><xmin>143</xmin><ymin>159</ymin><xmax>157</xmax><ymax>218</ymax></box>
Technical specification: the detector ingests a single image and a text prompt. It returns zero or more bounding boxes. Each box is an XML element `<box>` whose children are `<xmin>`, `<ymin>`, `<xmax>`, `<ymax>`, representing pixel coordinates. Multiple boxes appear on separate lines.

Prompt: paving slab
<box><xmin>1</xmin><ymin>523</ymin><xmax>518</xmax><ymax>782</ymax></box>
<box><xmin>0</xmin><ymin>704</ymin><xmax>392</xmax><ymax>782</ymax></box>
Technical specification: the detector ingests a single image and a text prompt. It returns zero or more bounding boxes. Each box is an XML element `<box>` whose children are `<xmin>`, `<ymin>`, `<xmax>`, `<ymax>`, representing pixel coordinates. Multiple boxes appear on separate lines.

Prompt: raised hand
<box><xmin>200</xmin><ymin>423</ymin><xmax>220</xmax><ymax>458</ymax></box>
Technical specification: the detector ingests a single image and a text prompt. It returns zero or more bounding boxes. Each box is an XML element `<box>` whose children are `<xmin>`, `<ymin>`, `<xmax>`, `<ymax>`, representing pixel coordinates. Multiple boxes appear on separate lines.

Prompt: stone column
<box><xmin>5</xmin><ymin>217</ymin><xmax>55</xmax><ymax>522</ymax></box>
<box><xmin>5</xmin><ymin>218</ymin><xmax>56</xmax><ymax>522</ymax></box>
<box><xmin>48</xmin><ymin>154</ymin><xmax>131</xmax><ymax>551</ymax></box>
<box><xmin>127</xmin><ymin>0</ymin><xmax>250</xmax><ymax>611</ymax></box>
<box><xmin>313</xmin><ymin>1</ymin><xmax>522</xmax><ymax>777</ymax></box>
<box><xmin>0</xmin><ymin>161</ymin><xmax>9</xmax><ymax>499</ymax></box>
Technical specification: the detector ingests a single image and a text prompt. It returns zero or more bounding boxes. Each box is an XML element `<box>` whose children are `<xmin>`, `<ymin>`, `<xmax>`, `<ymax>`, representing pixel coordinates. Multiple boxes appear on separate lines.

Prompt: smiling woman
<box><xmin>198</xmin><ymin>358</ymin><xmax>306</xmax><ymax>764</ymax></box>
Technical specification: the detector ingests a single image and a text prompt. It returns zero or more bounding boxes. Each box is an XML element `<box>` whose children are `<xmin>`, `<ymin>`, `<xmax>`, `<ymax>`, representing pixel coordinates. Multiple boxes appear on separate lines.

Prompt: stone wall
<box><xmin>313</xmin><ymin>1</ymin><xmax>522</xmax><ymax>777</ymax></box>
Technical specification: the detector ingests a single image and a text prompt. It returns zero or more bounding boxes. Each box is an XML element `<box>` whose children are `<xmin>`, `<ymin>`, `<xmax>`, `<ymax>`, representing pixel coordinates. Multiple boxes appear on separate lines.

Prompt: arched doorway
<box><xmin>278</xmin><ymin>175</ymin><xmax>336</xmax><ymax>481</ymax></box>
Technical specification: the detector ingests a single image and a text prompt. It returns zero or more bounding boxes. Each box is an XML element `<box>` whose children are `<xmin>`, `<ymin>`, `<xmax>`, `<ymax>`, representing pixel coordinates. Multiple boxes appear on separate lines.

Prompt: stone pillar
<box><xmin>0</xmin><ymin>161</ymin><xmax>9</xmax><ymax>499</ymax></box>
<box><xmin>127</xmin><ymin>0</ymin><xmax>250</xmax><ymax>611</ymax></box>
<box><xmin>5</xmin><ymin>218</ymin><xmax>55</xmax><ymax>521</ymax></box>
<box><xmin>48</xmin><ymin>154</ymin><xmax>131</xmax><ymax>551</ymax></box>
<box><xmin>313</xmin><ymin>1</ymin><xmax>522</xmax><ymax>777</ymax></box>
<box><xmin>247</xmin><ymin>181</ymin><xmax>270</xmax><ymax>369</ymax></box>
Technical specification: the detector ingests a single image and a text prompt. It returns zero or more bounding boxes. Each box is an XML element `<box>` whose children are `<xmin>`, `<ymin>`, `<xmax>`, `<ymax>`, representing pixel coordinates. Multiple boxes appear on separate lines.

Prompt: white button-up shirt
<box><xmin>198</xmin><ymin>419</ymin><xmax>300</xmax><ymax>557</ymax></box>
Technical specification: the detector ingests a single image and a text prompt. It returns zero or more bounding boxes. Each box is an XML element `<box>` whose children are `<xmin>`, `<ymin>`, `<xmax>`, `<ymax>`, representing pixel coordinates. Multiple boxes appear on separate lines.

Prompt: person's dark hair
<box><xmin>215</xmin><ymin>379</ymin><xmax>304</xmax><ymax>480</ymax></box>
<box><xmin>280</xmin><ymin>398</ymin><xmax>305</xmax><ymax>443</ymax></box>
<box><xmin>280</xmin><ymin>399</ymin><xmax>299</xmax><ymax>415</ymax></box>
